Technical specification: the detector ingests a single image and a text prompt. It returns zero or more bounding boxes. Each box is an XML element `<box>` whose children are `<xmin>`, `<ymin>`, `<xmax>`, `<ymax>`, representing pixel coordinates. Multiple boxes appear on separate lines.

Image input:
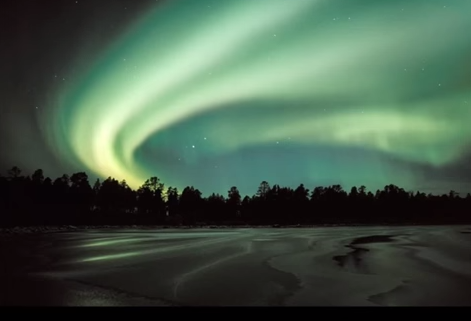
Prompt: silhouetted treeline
<box><xmin>1</xmin><ymin>166</ymin><xmax>470</xmax><ymax>227</ymax></box>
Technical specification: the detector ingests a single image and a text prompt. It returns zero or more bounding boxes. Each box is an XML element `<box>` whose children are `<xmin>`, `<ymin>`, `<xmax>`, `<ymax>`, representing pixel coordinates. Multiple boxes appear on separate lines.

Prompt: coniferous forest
<box><xmin>1</xmin><ymin>166</ymin><xmax>470</xmax><ymax>227</ymax></box>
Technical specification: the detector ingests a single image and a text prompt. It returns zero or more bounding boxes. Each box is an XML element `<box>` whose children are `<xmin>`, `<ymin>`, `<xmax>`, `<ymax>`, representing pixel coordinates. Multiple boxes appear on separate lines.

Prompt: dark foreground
<box><xmin>2</xmin><ymin>226</ymin><xmax>471</xmax><ymax>306</ymax></box>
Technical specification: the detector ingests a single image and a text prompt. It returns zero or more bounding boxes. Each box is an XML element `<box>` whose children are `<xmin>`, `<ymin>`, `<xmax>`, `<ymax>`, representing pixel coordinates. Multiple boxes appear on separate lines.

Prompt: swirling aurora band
<box><xmin>46</xmin><ymin>0</ymin><xmax>471</xmax><ymax>194</ymax></box>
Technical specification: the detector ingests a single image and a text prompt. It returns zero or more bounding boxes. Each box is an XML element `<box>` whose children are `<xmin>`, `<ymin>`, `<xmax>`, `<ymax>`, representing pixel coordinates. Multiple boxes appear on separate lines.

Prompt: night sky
<box><xmin>2</xmin><ymin>0</ymin><xmax>471</xmax><ymax>197</ymax></box>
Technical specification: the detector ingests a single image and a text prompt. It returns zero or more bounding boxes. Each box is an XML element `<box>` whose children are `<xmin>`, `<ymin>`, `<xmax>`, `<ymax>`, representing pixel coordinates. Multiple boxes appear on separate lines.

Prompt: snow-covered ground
<box><xmin>1</xmin><ymin>226</ymin><xmax>471</xmax><ymax>306</ymax></box>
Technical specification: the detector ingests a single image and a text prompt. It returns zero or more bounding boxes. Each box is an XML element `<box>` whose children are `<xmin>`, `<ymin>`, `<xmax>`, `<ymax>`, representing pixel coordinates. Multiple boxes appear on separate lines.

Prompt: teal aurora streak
<box><xmin>45</xmin><ymin>0</ymin><xmax>471</xmax><ymax>195</ymax></box>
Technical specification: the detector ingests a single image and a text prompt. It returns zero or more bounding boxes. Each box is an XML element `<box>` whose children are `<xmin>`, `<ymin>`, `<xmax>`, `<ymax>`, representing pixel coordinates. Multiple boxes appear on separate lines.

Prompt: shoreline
<box><xmin>1</xmin><ymin>223</ymin><xmax>470</xmax><ymax>237</ymax></box>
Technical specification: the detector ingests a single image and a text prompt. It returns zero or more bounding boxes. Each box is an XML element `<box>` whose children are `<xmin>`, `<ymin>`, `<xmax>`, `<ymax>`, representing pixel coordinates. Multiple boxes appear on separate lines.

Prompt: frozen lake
<box><xmin>2</xmin><ymin>226</ymin><xmax>471</xmax><ymax>306</ymax></box>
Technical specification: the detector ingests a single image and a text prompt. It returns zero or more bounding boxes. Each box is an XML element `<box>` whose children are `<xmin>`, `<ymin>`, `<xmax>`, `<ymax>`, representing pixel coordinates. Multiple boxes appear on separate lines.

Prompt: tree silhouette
<box><xmin>31</xmin><ymin>169</ymin><xmax>44</xmax><ymax>184</ymax></box>
<box><xmin>137</xmin><ymin>177</ymin><xmax>165</xmax><ymax>223</ymax></box>
<box><xmin>206</xmin><ymin>193</ymin><xmax>226</xmax><ymax>223</ymax></box>
<box><xmin>69</xmin><ymin>172</ymin><xmax>94</xmax><ymax>223</ymax></box>
<box><xmin>292</xmin><ymin>184</ymin><xmax>309</xmax><ymax>223</ymax></box>
<box><xmin>256</xmin><ymin>181</ymin><xmax>271</xmax><ymax>199</ymax></box>
<box><xmin>8</xmin><ymin>166</ymin><xmax>22</xmax><ymax>179</ymax></box>
<box><xmin>227</xmin><ymin>186</ymin><xmax>241</xmax><ymax>221</ymax></box>
<box><xmin>1</xmin><ymin>166</ymin><xmax>470</xmax><ymax>227</ymax></box>
<box><xmin>119</xmin><ymin>180</ymin><xmax>136</xmax><ymax>216</ymax></box>
<box><xmin>179</xmin><ymin>186</ymin><xmax>203</xmax><ymax>225</ymax></box>
<box><xmin>166</xmin><ymin>187</ymin><xmax>179</xmax><ymax>218</ymax></box>
<box><xmin>96</xmin><ymin>177</ymin><xmax>123</xmax><ymax>218</ymax></box>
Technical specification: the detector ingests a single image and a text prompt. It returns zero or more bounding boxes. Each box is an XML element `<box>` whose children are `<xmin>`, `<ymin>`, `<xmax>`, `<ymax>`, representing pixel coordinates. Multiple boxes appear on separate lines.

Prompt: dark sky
<box><xmin>2</xmin><ymin>0</ymin><xmax>471</xmax><ymax>197</ymax></box>
<box><xmin>1</xmin><ymin>0</ymin><xmax>159</xmax><ymax>175</ymax></box>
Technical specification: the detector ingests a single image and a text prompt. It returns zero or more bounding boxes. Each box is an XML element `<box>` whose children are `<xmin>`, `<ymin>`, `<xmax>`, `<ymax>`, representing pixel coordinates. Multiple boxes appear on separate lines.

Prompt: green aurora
<box><xmin>39</xmin><ymin>0</ymin><xmax>471</xmax><ymax>195</ymax></box>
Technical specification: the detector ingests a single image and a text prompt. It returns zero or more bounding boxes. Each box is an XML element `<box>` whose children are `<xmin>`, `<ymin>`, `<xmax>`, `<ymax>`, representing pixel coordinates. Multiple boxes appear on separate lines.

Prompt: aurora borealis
<box><xmin>2</xmin><ymin>0</ymin><xmax>471</xmax><ymax>196</ymax></box>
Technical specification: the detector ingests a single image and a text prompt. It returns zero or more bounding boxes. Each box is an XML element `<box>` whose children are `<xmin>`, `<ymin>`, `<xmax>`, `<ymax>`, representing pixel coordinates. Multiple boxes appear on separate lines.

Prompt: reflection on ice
<box><xmin>2</xmin><ymin>226</ymin><xmax>471</xmax><ymax>306</ymax></box>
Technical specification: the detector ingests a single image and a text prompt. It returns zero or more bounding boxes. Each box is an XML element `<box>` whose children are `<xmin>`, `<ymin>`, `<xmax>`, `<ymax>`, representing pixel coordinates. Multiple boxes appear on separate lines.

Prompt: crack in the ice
<box><xmin>332</xmin><ymin>235</ymin><xmax>400</xmax><ymax>275</ymax></box>
<box><xmin>262</xmin><ymin>252</ymin><xmax>305</xmax><ymax>306</ymax></box>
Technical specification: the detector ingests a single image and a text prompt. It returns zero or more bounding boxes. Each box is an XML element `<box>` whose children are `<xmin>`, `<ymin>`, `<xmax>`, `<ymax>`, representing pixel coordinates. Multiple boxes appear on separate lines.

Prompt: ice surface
<box><xmin>1</xmin><ymin>226</ymin><xmax>471</xmax><ymax>306</ymax></box>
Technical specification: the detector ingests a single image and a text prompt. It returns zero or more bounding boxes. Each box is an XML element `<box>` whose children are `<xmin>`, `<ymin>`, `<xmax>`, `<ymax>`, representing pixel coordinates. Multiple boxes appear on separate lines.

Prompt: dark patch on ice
<box><xmin>351</xmin><ymin>235</ymin><xmax>398</xmax><ymax>245</ymax></box>
<box><xmin>332</xmin><ymin>235</ymin><xmax>399</xmax><ymax>274</ymax></box>
<box><xmin>458</xmin><ymin>227</ymin><xmax>471</xmax><ymax>234</ymax></box>
<box><xmin>333</xmin><ymin>247</ymin><xmax>369</xmax><ymax>269</ymax></box>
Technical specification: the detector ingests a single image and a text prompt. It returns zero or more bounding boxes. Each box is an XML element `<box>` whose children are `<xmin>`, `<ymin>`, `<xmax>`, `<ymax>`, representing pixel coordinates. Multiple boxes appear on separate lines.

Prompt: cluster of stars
<box><xmin>53</xmin><ymin>74</ymin><xmax>66</xmax><ymax>81</ymax></box>
<box><xmin>177</xmin><ymin>136</ymin><xmax>223</xmax><ymax>169</ymax></box>
<box><xmin>176</xmin><ymin>134</ymin><xmax>297</xmax><ymax>168</ymax></box>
